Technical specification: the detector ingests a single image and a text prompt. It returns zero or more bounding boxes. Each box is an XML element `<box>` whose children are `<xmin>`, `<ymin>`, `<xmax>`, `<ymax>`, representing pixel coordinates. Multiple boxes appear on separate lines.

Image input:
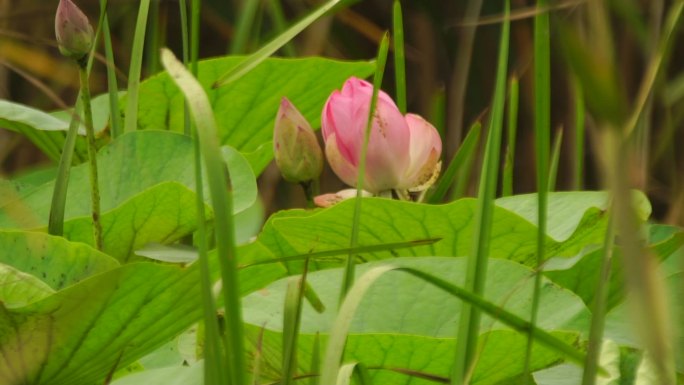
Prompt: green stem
<box><xmin>393</xmin><ymin>0</ymin><xmax>406</xmax><ymax>114</ymax></box>
<box><xmin>78</xmin><ymin>63</ymin><xmax>103</xmax><ymax>251</ymax></box>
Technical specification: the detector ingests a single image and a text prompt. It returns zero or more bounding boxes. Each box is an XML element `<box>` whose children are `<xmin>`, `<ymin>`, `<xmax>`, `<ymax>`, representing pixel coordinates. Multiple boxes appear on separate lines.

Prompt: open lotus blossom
<box><xmin>321</xmin><ymin>77</ymin><xmax>442</xmax><ymax>194</ymax></box>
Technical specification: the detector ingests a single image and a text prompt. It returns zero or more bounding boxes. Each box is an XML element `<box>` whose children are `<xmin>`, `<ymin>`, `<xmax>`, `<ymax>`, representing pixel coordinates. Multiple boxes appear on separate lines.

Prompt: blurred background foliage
<box><xmin>0</xmin><ymin>0</ymin><xmax>682</xmax><ymax>224</ymax></box>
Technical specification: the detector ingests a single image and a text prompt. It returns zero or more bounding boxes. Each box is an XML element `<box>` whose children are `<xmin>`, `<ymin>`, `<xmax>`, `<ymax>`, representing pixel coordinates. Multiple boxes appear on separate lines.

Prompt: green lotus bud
<box><xmin>55</xmin><ymin>0</ymin><xmax>94</xmax><ymax>61</ymax></box>
<box><xmin>273</xmin><ymin>97</ymin><xmax>323</xmax><ymax>183</ymax></box>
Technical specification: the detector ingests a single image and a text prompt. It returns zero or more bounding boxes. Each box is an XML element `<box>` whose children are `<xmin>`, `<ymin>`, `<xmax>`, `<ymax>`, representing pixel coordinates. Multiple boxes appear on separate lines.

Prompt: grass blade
<box><xmin>341</xmin><ymin>32</ymin><xmax>390</xmax><ymax>302</ymax></box>
<box><xmin>213</xmin><ymin>0</ymin><xmax>343</xmax><ymax>88</ymax></box>
<box><xmin>266</xmin><ymin>0</ymin><xmax>296</xmax><ymax>57</ymax></box>
<box><xmin>524</xmin><ymin>0</ymin><xmax>552</xmax><ymax>378</ymax></box>
<box><xmin>240</xmin><ymin>238</ymin><xmax>440</xmax><ymax>268</ymax></box>
<box><xmin>392</xmin><ymin>0</ymin><xmax>406</xmax><ymax>114</ymax></box>
<box><xmin>231</xmin><ymin>0</ymin><xmax>261</xmax><ymax>54</ymax></box>
<box><xmin>309</xmin><ymin>332</ymin><xmax>321</xmax><ymax>385</ymax></box>
<box><xmin>451</xmin><ymin>1</ymin><xmax>509</xmax><ymax>382</ymax></box>
<box><xmin>428</xmin><ymin>121</ymin><xmax>481</xmax><ymax>203</ymax></box>
<box><xmin>502</xmin><ymin>75</ymin><xmax>519</xmax><ymax>197</ymax></box>
<box><xmin>123</xmin><ymin>0</ymin><xmax>151</xmax><ymax>133</ymax></box>
<box><xmin>572</xmin><ymin>78</ymin><xmax>585</xmax><ymax>190</ymax></box>
<box><xmin>282</xmin><ymin>260</ymin><xmax>310</xmax><ymax>385</ymax></box>
<box><xmin>581</xmin><ymin>213</ymin><xmax>615</xmax><ymax>385</ymax></box>
<box><xmin>161</xmin><ymin>48</ymin><xmax>246</xmax><ymax>385</ymax></box>
<box><xmin>548</xmin><ymin>128</ymin><xmax>563</xmax><ymax>192</ymax></box>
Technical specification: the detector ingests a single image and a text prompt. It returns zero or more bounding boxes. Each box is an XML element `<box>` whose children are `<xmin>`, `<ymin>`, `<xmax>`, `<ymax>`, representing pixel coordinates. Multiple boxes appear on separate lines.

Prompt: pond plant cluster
<box><xmin>0</xmin><ymin>0</ymin><xmax>682</xmax><ymax>384</ymax></box>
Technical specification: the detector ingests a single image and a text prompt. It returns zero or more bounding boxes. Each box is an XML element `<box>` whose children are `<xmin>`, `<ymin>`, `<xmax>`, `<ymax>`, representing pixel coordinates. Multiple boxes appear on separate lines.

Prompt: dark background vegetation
<box><xmin>1</xmin><ymin>0</ymin><xmax>681</xmax><ymax>224</ymax></box>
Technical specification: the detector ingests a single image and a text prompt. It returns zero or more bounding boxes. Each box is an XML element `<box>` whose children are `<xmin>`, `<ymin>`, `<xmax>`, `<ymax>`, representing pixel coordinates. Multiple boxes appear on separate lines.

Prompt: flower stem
<box><xmin>78</xmin><ymin>62</ymin><xmax>103</xmax><ymax>251</ymax></box>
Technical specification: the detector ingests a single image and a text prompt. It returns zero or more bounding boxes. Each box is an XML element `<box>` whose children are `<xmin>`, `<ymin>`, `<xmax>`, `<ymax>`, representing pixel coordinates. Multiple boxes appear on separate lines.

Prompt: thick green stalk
<box><xmin>451</xmin><ymin>1</ymin><xmax>509</xmax><ymax>382</ymax></box>
<box><xmin>524</xmin><ymin>0</ymin><xmax>551</xmax><ymax>379</ymax></box>
<box><xmin>341</xmin><ymin>33</ymin><xmax>390</xmax><ymax>303</ymax></box>
<box><xmin>78</xmin><ymin>64</ymin><xmax>103</xmax><ymax>251</ymax></box>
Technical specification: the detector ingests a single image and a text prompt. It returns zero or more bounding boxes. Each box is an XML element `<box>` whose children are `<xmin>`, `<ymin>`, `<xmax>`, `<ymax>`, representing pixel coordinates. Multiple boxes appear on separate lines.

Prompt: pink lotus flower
<box><xmin>321</xmin><ymin>77</ymin><xmax>441</xmax><ymax>194</ymax></box>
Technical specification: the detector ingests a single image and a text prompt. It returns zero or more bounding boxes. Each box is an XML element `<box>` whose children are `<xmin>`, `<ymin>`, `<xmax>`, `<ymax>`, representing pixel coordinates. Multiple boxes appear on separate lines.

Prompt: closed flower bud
<box><xmin>273</xmin><ymin>97</ymin><xmax>324</xmax><ymax>183</ymax></box>
<box><xmin>55</xmin><ymin>0</ymin><xmax>94</xmax><ymax>61</ymax></box>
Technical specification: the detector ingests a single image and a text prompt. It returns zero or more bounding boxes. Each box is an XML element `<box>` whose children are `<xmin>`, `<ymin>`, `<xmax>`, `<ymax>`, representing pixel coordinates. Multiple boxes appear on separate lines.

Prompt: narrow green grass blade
<box><xmin>282</xmin><ymin>260</ymin><xmax>309</xmax><ymax>385</ymax></box>
<box><xmin>193</xmin><ymin>126</ymin><xmax>227</xmax><ymax>384</ymax></box>
<box><xmin>213</xmin><ymin>0</ymin><xmax>342</xmax><ymax>88</ymax></box>
<box><xmin>178</xmin><ymin>0</ymin><xmax>191</xmax><ymax>137</ymax></box>
<box><xmin>581</xmin><ymin>213</ymin><xmax>615</xmax><ymax>385</ymax></box>
<box><xmin>393</xmin><ymin>0</ymin><xmax>406</xmax><ymax>114</ymax></box>
<box><xmin>623</xmin><ymin>1</ymin><xmax>684</xmax><ymax>139</ymax></box>
<box><xmin>502</xmin><ymin>75</ymin><xmax>519</xmax><ymax>197</ymax></box>
<box><xmin>161</xmin><ymin>48</ymin><xmax>246</xmax><ymax>385</ymax></box>
<box><xmin>342</xmin><ymin>32</ymin><xmax>390</xmax><ymax>302</ymax></box>
<box><xmin>548</xmin><ymin>128</ymin><xmax>563</xmax><ymax>192</ymax></box>
<box><xmin>428</xmin><ymin>121</ymin><xmax>481</xmax><ymax>203</ymax></box>
<box><xmin>309</xmin><ymin>332</ymin><xmax>321</xmax><ymax>385</ymax></box>
<box><xmin>266</xmin><ymin>0</ymin><xmax>296</xmax><ymax>57</ymax></box>
<box><xmin>48</xmin><ymin>107</ymin><xmax>81</xmax><ymax>236</ymax></box>
<box><xmin>190</xmin><ymin>0</ymin><xmax>200</xmax><ymax>75</ymax></box>
<box><xmin>231</xmin><ymin>0</ymin><xmax>261</xmax><ymax>54</ymax></box>
<box><xmin>452</xmin><ymin>1</ymin><xmax>509</xmax><ymax>382</ymax></box>
<box><xmin>97</xmin><ymin>0</ymin><xmax>122</xmax><ymax>139</ymax></box>
<box><xmin>320</xmin><ymin>264</ymin><xmax>591</xmax><ymax>385</ymax></box>
<box><xmin>525</xmin><ymin>0</ymin><xmax>552</xmax><ymax>378</ymax></box>
<box><xmin>123</xmin><ymin>0</ymin><xmax>152</xmax><ymax>133</ymax></box>
<box><xmin>572</xmin><ymin>78</ymin><xmax>585</xmax><ymax>190</ymax></box>
<box><xmin>240</xmin><ymin>238</ymin><xmax>440</xmax><ymax>268</ymax></box>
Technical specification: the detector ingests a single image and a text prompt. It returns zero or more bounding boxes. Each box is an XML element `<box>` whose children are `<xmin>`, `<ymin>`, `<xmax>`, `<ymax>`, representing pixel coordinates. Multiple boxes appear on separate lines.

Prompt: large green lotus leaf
<box><xmin>110</xmin><ymin>363</ymin><xmax>203</xmax><ymax>385</ymax></box>
<box><xmin>0</xmin><ymin>95</ymin><xmax>112</xmax><ymax>162</ymax></box>
<box><xmin>0</xmin><ymin>251</ymin><xmax>286</xmax><ymax>385</ymax></box>
<box><xmin>242</xmin><ymin>257</ymin><xmax>589</xmax><ymax>384</ymax></box>
<box><xmin>544</xmin><ymin>225</ymin><xmax>684</xmax><ymax>310</ymax></box>
<box><xmin>0</xmin><ymin>264</ymin><xmax>55</xmax><ymax>309</ymax></box>
<box><xmin>497</xmin><ymin>191</ymin><xmax>650</xmax><ymax>241</ymax></box>
<box><xmin>0</xmin><ymin>131</ymin><xmax>257</xmax><ymax>256</ymax></box>
<box><xmin>248</xmin><ymin>194</ymin><xmax>614</xmax><ymax>272</ymax></box>
<box><xmin>0</xmin><ymin>230</ymin><xmax>118</xmax><ymax>290</ymax></box>
<box><xmin>63</xmin><ymin>182</ymin><xmax>205</xmax><ymax>262</ymax></box>
<box><xmin>132</xmin><ymin>56</ymin><xmax>375</xmax><ymax>174</ymax></box>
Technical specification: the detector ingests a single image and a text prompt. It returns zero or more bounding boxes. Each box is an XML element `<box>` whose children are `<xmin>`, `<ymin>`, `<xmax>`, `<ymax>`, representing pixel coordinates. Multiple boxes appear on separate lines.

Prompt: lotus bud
<box><xmin>55</xmin><ymin>0</ymin><xmax>94</xmax><ymax>62</ymax></box>
<box><xmin>273</xmin><ymin>97</ymin><xmax>323</xmax><ymax>183</ymax></box>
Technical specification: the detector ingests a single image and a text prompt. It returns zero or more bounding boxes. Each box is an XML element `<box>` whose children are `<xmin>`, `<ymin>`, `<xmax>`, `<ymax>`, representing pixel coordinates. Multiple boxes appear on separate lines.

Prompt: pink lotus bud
<box><xmin>321</xmin><ymin>77</ymin><xmax>410</xmax><ymax>193</ymax></box>
<box><xmin>400</xmin><ymin>113</ymin><xmax>442</xmax><ymax>190</ymax></box>
<box><xmin>273</xmin><ymin>97</ymin><xmax>323</xmax><ymax>183</ymax></box>
<box><xmin>55</xmin><ymin>0</ymin><xmax>94</xmax><ymax>61</ymax></box>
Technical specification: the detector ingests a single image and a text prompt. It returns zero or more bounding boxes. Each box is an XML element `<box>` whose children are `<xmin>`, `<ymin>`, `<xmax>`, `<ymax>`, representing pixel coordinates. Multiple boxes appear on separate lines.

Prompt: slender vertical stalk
<box><xmin>179</xmin><ymin>0</ymin><xmax>192</xmax><ymax>137</ymax></box>
<box><xmin>445</xmin><ymin>0</ymin><xmax>483</xmax><ymax>154</ymax></box>
<box><xmin>524</xmin><ymin>0</ymin><xmax>551</xmax><ymax>379</ymax></box>
<box><xmin>191</xmin><ymin>0</ymin><xmax>200</xmax><ymax>76</ymax></box>
<box><xmin>548</xmin><ymin>128</ymin><xmax>563</xmax><ymax>191</ymax></box>
<box><xmin>341</xmin><ymin>33</ymin><xmax>390</xmax><ymax>303</ymax></box>
<box><xmin>102</xmin><ymin>16</ymin><xmax>122</xmax><ymax>138</ymax></box>
<box><xmin>581</xmin><ymin>213</ymin><xmax>614</xmax><ymax>385</ymax></box>
<box><xmin>123</xmin><ymin>0</ymin><xmax>152</xmax><ymax>133</ymax></box>
<box><xmin>266</xmin><ymin>0</ymin><xmax>296</xmax><ymax>57</ymax></box>
<box><xmin>451</xmin><ymin>1</ymin><xmax>509</xmax><ymax>382</ymax></box>
<box><xmin>502</xmin><ymin>75</ymin><xmax>519</xmax><ymax>197</ymax></box>
<box><xmin>193</xmin><ymin>131</ymin><xmax>228</xmax><ymax>384</ymax></box>
<box><xmin>231</xmin><ymin>0</ymin><xmax>261</xmax><ymax>54</ymax></box>
<box><xmin>393</xmin><ymin>0</ymin><xmax>406</xmax><ymax>114</ymax></box>
<box><xmin>78</xmin><ymin>63</ymin><xmax>103</xmax><ymax>251</ymax></box>
<box><xmin>572</xmin><ymin>78</ymin><xmax>584</xmax><ymax>190</ymax></box>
